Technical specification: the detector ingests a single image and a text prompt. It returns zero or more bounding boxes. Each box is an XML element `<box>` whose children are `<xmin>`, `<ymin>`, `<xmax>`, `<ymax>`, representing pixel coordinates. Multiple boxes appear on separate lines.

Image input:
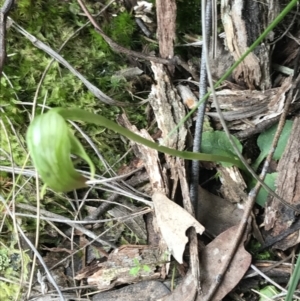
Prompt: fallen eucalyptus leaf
<box><xmin>152</xmin><ymin>192</ymin><xmax>205</xmax><ymax>264</ymax></box>
<box><xmin>200</xmin><ymin>225</ymin><xmax>251</xmax><ymax>300</ymax></box>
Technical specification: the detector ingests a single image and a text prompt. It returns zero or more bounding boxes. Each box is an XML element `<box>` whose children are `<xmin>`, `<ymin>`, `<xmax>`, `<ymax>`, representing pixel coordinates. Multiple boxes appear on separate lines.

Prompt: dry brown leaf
<box><xmin>197</xmin><ymin>186</ymin><xmax>243</xmax><ymax>236</ymax></box>
<box><xmin>152</xmin><ymin>192</ymin><xmax>205</xmax><ymax>264</ymax></box>
<box><xmin>199</xmin><ymin>225</ymin><xmax>251</xmax><ymax>301</ymax></box>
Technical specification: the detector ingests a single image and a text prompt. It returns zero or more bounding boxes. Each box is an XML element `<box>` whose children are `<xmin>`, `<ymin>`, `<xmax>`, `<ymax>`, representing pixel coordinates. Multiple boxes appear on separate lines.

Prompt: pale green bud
<box><xmin>26</xmin><ymin>111</ymin><xmax>95</xmax><ymax>192</ymax></box>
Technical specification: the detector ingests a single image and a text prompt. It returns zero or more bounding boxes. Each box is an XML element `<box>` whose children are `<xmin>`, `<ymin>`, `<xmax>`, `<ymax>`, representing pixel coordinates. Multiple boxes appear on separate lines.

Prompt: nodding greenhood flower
<box><xmin>26</xmin><ymin>111</ymin><xmax>95</xmax><ymax>192</ymax></box>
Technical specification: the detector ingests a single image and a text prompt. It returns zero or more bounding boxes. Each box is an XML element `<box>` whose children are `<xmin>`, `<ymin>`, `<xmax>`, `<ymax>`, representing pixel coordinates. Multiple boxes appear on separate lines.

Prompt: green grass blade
<box><xmin>285</xmin><ymin>254</ymin><xmax>300</xmax><ymax>301</ymax></box>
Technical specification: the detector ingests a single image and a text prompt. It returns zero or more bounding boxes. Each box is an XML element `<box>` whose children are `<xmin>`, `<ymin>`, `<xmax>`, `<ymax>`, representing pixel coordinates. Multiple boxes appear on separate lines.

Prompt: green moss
<box><xmin>0</xmin><ymin>4</ymin><xmax>149</xmax><ymax>284</ymax></box>
<box><xmin>1</xmin><ymin>0</ymin><xmax>146</xmax><ymax>176</ymax></box>
<box><xmin>176</xmin><ymin>0</ymin><xmax>201</xmax><ymax>33</ymax></box>
<box><xmin>0</xmin><ymin>247</ymin><xmax>30</xmax><ymax>300</ymax></box>
<box><xmin>249</xmin><ymin>240</ymin><xmax>273</xmax><ymax>260</ymax></box>
<box><xmin>108</xmin><ymin>12</ymin><xmax>136</xmax><ymax>47</ymax></box>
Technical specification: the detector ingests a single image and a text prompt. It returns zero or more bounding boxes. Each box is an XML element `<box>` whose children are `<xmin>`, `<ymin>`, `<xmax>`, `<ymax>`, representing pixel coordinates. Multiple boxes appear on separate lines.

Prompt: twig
<box><xmin>84</xmin><ymin>171</ymin><xmax>149</xmax><ymax>221</ymax></box>
<box><xmin>0</xmin><ymin>117</ymin><xmax>27</xmax><ymax>301</ymax></box>
<box><xmin>0</xmin><ymin>0</ymin><xmax>14</xmax><ymax>76</ymax></box>
<box><xmin>269</xmin><ymin>1</ymin><xmax>299</xmax><ymax>46</ymax></box>
<box><xmin>250</xmin><ymin>264</ymin><xmax>288</xmax><ymax>294</ymax></box>
<box><xmin>250</xmin><ymin>262</ymin><xmax>300</xmax><ymax>300</ymax></box>
<box><xmin>76</xmin><ymin>1</ymin><xmax>206</xmax><ymax>85</ymax></box>
<box><xmin>135</xmin><ymin>17</ymin><xmax>151</xmax><ymax>37</ymax></box>
<box><xmin>16</xmin><ymin>203</ymin><xmax>151</xmax><ymax>225</ymax></box>
<box><xmin>190</xmin><ymin>0</ymin><xmax>212</xmax><ymax>214</ymax></box>
<box><xmin>0</xmin><ymin>196</ymin><xmax>66</xmax><ymax>301</ymax></box>
<box><xmin>26</xmin><ymin>166</ymin><xmax>42</xmax><ymax>299</ymax></box>
<box><xmin>16</xmin><ymin>203</ymin><xmax>117</xmax><ymax>248</ymax></box>
<box><xmin>260</xmin><ymin>218</ymin><xmax>300</xmax><ymax>250</ymax></box>
<box><xmin>212</xmin><ymin>0</ymin><xmax>217</xmax><ymax>58</ymax></box>
<box><xmin>234</xmin><ymin>116</ymin><xmax>280</xmax><ymax>139</ymax></box>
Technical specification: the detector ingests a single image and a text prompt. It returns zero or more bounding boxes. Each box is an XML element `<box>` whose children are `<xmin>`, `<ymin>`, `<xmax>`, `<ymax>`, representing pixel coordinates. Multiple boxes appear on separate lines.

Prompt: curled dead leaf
<box><xmin>152</xmin><ymin>192</ymin><xmax>205</xmax><ymax>264</ymax></box>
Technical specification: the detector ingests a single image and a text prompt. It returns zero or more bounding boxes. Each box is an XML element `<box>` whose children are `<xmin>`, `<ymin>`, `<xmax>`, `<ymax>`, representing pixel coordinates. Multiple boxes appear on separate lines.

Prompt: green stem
<box><xmin>54</xmin><ymin>108</ymin><xmax>245</xmax><ymax>170</ymax></box>
<box><xmin>285</xmin><ymin>254</ymin><xmax>300</xmax><ymax>301</ymax></box>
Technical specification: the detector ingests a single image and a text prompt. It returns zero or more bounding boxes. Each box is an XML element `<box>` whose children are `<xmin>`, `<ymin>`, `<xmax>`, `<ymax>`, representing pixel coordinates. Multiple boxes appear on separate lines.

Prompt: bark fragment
<box><xmin>220</xmin><ymin>0</ymin><xmax>278</xmax><ymax>89</ymax></box>
<box><xmin>264</xmin><ymin>117</ymin><xmax>300</xmax><ymax>250</ymax></box>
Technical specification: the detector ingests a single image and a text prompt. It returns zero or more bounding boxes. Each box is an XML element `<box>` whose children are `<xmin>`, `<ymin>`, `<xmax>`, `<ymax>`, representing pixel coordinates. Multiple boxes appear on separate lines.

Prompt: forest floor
<box><xmin>1</xmin><ymin>0</ymin><xmax>300</xmax><ymax>300</ymax></box>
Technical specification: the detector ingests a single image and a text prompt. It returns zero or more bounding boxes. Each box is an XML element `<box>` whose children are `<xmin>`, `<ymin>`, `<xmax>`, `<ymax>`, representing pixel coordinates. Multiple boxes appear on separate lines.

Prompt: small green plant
<box><xmin>248</xmin><ymin>240</ymin><xmax>273</xmax><ymax>260</ymax></box>
<box><xmin>252</xmin><ymin>121</ymin><xmax>293</xmax><ymax>171</ymax></box>
<box><xmin>0</xmin><ymin>249</ymin><xmax>10</xmax><ymax>272</ymax></box>
<box><xmin>249</xmin><ymin>121</ymin><xmax>293</xmax><ymax>206</ymax></box>
<box><xmin>0</xmin><ymin>247</ymin><xmax>31</xmax><ymax>300</ymax></box>
<box><xmin>285</xmin><ymin>254</ymin><xmax>300</xmax><ymax>301</ymax></box>
<box><xmin>200</xmin><ymin>122</ymin><xmax>292</xmax><ymax>207</ymax></box>
<box><xmin>201</xmin><ymin>131</ymin><xmax>243</xmax><ymax>167</ymax></box>
<box><xmin>129</xmin><ymin>258</ymin><xmax>151</xmax><ymax>276</ymax></box>
<box><xmin>26</xmin><ymin>110</ymin><xmax>95</xmax><ymax>192</ymax></box>
<box><xmin>26</xmin><ymin>108</ymin><xmax>244</xmax><ymax>193</ymax></box>
<box><xmin>253</xmin><ymin>173</ymin><xmax>277</xmax><ymax>207</ymax></box>
<box><xmin>258</xmin><ymin>285</ymin><xmax>279</xmax><ymax>301</ymax></box>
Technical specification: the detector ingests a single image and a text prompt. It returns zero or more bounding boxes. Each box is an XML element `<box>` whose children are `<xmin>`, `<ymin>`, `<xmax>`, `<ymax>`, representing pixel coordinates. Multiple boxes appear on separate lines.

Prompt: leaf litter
<box><xmin>152</xmin><ymin>192</ymin><xmax>205</xmax><ymax>264</ymax></box>
<box><xmin>4</xmin><ymin>0</ymin><xmax>300</xmax><ymax>300</ymax></box>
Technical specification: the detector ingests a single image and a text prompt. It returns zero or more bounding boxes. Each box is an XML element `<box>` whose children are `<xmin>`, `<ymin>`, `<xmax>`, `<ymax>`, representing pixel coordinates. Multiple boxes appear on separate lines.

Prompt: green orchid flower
<box><xmin>26</xmin><ymin>111</ymin><xmax>95</xmax><ymax>192</ymax></box>
<box><xmin>26</xmin><ymin>108</ymin><xmax>244</xmax><ymax>194</ymax></box>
